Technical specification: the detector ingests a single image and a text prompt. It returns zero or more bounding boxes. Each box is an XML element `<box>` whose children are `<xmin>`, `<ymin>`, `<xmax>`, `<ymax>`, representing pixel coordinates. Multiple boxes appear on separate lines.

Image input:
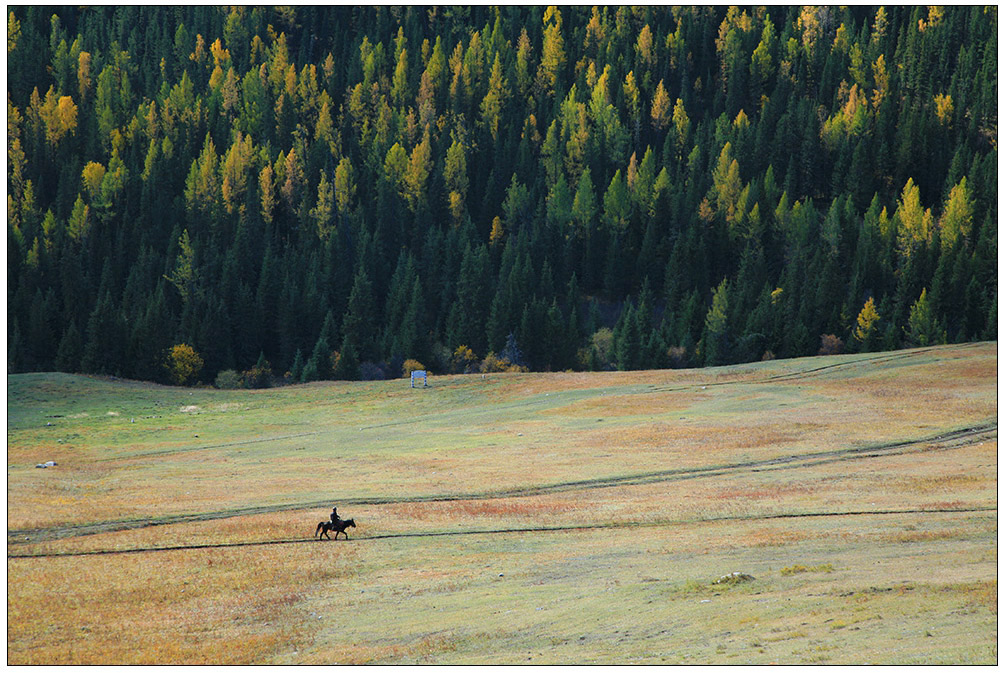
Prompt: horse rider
<box><xmin>330</xmin><ymin>506</ymin><xmax>341</xmax><ymax>525</ymax></box>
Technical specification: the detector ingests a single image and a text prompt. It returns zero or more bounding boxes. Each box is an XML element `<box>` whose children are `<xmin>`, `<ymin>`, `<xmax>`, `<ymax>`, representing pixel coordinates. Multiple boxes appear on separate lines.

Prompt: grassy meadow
<box><xmin>7</xmin><ymin>342</ymin><xmax>998</xmax><ymax>664</ymax></box>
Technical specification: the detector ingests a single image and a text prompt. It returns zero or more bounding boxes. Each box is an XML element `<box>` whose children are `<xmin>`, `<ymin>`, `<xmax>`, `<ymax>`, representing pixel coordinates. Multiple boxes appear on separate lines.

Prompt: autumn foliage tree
<box><xmin>165</xmin><ymin>343</ymin><xmax>204</xmax><ymax>386</ymax></box>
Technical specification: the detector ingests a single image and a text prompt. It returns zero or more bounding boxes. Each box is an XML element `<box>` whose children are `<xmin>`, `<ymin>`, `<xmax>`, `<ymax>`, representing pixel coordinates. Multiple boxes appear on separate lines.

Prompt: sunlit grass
<box><xmin>7</xmin><ymin>544</ymin><xmax>356</xmax><ymax>664</ymax></box>
<box><xmin>7</xmin><ymin>343</ymin><xmax>997</xmax><ymax>664</ymax></box>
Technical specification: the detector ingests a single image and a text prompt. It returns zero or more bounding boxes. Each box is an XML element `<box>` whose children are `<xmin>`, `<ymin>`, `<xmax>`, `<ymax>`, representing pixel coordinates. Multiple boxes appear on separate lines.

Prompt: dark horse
<box><xmin>315</xmin><ymin>518</ymin><xmax>356</xmax><ymax>540</ymax></box>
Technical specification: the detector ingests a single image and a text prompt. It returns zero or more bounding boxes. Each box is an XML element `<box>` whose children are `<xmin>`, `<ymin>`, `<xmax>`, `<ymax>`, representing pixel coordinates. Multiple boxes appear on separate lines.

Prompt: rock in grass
<box><xmin>35</xmin><ymin>460</ymin><xmax>58</xmax><ymax>468</ymax></box>
<box><xmin>712</xmin><ymin>571</ymin><xmax>755</xmax><ymax>586</ymax></box>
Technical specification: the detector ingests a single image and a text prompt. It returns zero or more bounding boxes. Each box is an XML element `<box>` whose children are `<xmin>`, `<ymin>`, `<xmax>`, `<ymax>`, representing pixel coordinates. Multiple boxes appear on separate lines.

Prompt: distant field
<box><xmin>7</xmin><ymin>343</ymin><xmax>997</xmax><ymax>664</ymax></box>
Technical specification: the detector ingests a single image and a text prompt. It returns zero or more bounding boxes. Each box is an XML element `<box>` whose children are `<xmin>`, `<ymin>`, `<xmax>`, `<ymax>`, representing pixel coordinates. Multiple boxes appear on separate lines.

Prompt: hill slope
<box><xmin>7</xmin><ymin>343</ymin><xmax>997</xmax><ymax>663</ymax></box>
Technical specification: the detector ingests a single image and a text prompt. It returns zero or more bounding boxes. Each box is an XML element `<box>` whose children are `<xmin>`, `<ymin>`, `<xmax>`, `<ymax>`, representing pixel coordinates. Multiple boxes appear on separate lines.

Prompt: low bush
<box><xmin>480</xmin><ymin>352</ymin><xmax>529</xmax><ymax>373</ymax></box>
<box><xmin>401</xmin><ymin>359</ymin><xmax>426</xmax><ymax>376</ymax></box>
<box><xmin>589</xmin><ymin>328</ymin><xmax>614</xmax><ymax>369</ymax></box>
<box><xmin>818</xmin><ymin>334</ymin><xmax>844</xmax><ymax>356</ymax></box>
<box><xmin>449</xmin><ymin>345</ymin><xmax>478</xmax><ymax>374</ymax></box>
<box><xmin>666</xmin><ymin>345</ymin><xmax>689</xmax><ymax>368</ymax></box>
<box><xmin>359</xmin><ymin>362</ymin><xmax>386</xmax><ymax>381</ymax></box>
<box><xmin>243</xmin><ymin>355</ymin><xmax>273</xmax><ymax>389</ymax></box>
<box><xmin>214</xmin><ymin>369</ymin><xmax>242</xmax><ymax>389</ymax></box>
<box><xmin>165</xmin><ymin>344</ymin><xmax>203</xmax><ymax>386</ymax></box>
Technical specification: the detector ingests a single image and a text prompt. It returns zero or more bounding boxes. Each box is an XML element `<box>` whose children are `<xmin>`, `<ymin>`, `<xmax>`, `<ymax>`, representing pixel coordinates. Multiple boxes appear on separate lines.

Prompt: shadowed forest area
<box><xmin>6</xmin><ymin>6</ymin><xmax>997</xmax><ymax>385</ymax></box>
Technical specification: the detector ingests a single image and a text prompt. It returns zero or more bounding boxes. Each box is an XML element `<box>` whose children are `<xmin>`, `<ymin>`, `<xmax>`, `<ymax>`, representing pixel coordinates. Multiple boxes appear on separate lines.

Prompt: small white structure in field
<box><xmin>410</xmin><ymin>370</ymin><xmax>428</xmax><ymax>388</ymax></box>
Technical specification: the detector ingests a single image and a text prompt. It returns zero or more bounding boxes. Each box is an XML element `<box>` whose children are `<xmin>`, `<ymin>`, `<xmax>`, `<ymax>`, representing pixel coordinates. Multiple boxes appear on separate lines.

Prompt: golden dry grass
<box><xmin>386</xmin><ymin>497</ymin><xmax>583</xmax><ymax>521</ymax></box>
<box><xmin>7</xmin><ymin>545</ymin><xmax>352</xmax><ymax>664</ymax></box>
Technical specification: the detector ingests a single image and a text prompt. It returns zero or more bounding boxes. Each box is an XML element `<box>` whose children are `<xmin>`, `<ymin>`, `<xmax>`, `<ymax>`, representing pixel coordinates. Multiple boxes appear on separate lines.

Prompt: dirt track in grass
<box><xmin>9</xmin><ymin>420</ymin><xmax>995</xmax><ymax>551</ymax></box>
<box><xmin>7</xmin><ymin>508</ymin><xmax>995</xmax><ymax>562</ymax></box>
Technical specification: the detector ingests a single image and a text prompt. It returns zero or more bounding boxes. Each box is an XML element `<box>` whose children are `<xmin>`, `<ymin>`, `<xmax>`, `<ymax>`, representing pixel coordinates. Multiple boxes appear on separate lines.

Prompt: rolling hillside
<box><xmin>7</xmin><ymin>342</ymin><xmax>997</xmax><ymax>664</ymax></box>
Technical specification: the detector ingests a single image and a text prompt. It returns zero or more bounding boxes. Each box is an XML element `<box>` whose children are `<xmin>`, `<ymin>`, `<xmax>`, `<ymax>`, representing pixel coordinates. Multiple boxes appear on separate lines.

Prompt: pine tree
<box><xmin>304</xmin><ymin>312</ymin><xmax>337</xmax><ymax>381</ymax></box>
<box><xmin>939</xmin><ymin>177</ymin><xmax>973</xmax><ymax>252</ymax></box>
<box><xmin>334</xmin><ymin>335</ymin><xmax>360</xmax><ymax>380</ymax></box>
<box><xmin>397</xmin><ymin>278</ymin><xmax>426</xmax><ymax>362</ymax></box>
<box><xmin>342</xmin><ymin>268</ymin><xmax>378</xmax><ymax>362</ymax></box>
<box><xmin>571</xmin><ymin>168</ymin><xmax>597</xmax><ymax>233</ymax></box>
<box><xmin>480</xmin><ymin>52</ymin><xmax>507</xmax><ymax>141</ymax></box>
<box><xmin>443</xmin><ymin>135</ymin><xmax>468</xmax><ymax>225</ymax></box>
<box><xmin>310</xmin><ymin>169</ymin><xmax>335</xmax><ymax>241</ymax></box>
<box><xmin>55</xmin><ymin>320</ymin><xmax>83</xmax><ymax>373</ymax></box>
<box><xmin>710</xmin><ymin>141</ymin><xmax>743</xmax><ymax>228</ymax></box>
<box><xmin>536</xmin><ymin>7</ymin><xmax>565</xmax><ymax>96</ymax></box>
<box><xmin>904</xmin><ymin>288</ymin><xmax>945</xmax><ymax>347</ymax></box>
<box><xmin>499</xmin><ymin>331</ymin><xmax>524</xmax><ymax>368</ymax></box>
<box><xmin>702</xmin><ymin>278</ymin><xmax>731</xmax><ymax>366</ymax></box>
<box><xmin>81</xmin><ymin>289</ymin><xmax>125</xmax><ymax>375</ymax></box>
<box><xmin>895</xmin><ymin>177</ymin><xmax>934</xmax><ymax>260</ymax></box>
<box><xmin>403</xmin><ymin>128</ymin><xmax>432</xmax><ymax>212</ymax></box>
<box><xmin>221</xmin><ymin>131</ymin><xmax>253</xmax><ymax>215</ymax></box>
<box><xmin>852</xmin><ymin>296</ymin><xmax>881</xmax><ymax>351</ymax></box>
<box><xmin>446</xmin><ymin>244</ymin><xmax>490</xmax><ymax>355</ymax></box>
<box><xmin>614</xmin><ymin>302</ymin><xmax>641</xmax><ymax>370</ymax></box>
<box><xmin>650</xmin><ymin>79</ymin><xmax>671</xmax><ymax>131</ymax></box>
<box><xmin>290</xmin><ymin>348</ymin><xmax>305</xmax><ymax>382</ymax></box>
<box><xmin>602</xmin><ymin>169</ymin><xmax>631</xmax><ymax>234</ymax></box>
<box><xmin>164</xmin><ymin>229</ymin><xmax>197</xmax><ymax>304</ymax></box>
<box><xmin>334</xmin><ymin>157</ymin><xmax>356</xmax><ymax>215</ymax></box>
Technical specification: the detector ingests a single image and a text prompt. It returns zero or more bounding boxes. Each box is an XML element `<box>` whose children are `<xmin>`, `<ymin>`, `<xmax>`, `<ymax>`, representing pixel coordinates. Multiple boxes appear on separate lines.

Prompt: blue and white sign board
<box><xmin>410</xmin><ymin>370</ymin><xmax>428</xmax><ymax>387</ymax></box>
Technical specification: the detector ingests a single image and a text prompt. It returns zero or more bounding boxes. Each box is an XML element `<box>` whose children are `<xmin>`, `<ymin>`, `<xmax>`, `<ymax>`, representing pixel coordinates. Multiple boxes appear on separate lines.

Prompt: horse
<box><xmin>315</xmin><ymin>518</ymin><xmax>356</xmax><ymax>540</ymax></box>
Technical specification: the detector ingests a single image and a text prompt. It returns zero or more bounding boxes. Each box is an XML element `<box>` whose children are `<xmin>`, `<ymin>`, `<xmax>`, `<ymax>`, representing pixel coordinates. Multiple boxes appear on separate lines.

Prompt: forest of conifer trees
<box><xmin>6</xmin><ymin>6</ymin><xmax>998</xmax><ymax>385</ymax></box>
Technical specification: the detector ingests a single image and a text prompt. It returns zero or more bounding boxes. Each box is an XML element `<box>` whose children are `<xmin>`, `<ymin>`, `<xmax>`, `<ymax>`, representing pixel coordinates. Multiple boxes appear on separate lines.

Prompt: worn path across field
<box><xmin>9</xmin><ymin>420</ymin><xmax>995</xmax><ymax>548</ymax></box>
<box><xmin>8</xmin><ymin>505</ymin><xmax>995</xmax><ymax>559</ymax></box>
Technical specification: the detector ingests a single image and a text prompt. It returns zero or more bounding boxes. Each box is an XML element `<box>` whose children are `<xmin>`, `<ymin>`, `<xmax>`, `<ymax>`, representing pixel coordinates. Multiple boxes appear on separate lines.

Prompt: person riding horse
<box><xmin>316</xmin><ymin>517</ymin><xmax>355</xmax><ymax>540</ymax></box>
<box><xmin>314</xmin><ymin>504</ymin><xmax>355</xmax><ymax>540</ymax></box>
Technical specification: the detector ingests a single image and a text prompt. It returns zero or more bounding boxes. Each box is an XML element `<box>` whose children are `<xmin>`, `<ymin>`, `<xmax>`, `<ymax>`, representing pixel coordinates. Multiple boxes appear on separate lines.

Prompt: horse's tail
<box><xmin>315</xmin><ymin>521</ymin><xmax>324</xmax><ymax>537</ymax></box>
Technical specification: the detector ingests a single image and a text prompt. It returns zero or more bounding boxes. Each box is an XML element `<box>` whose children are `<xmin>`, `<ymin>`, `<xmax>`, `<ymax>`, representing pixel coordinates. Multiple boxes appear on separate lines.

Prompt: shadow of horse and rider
<box><xmin>315</xmin><ymin>506</ymin><xmax>356</xmax><ymax>540</ymax></box>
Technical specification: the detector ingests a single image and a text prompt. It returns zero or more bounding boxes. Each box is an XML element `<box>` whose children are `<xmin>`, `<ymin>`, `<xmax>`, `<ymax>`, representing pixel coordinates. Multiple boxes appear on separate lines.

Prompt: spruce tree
<box><xmin>702</xmin><ymin>279</ymin><xmax>730</xmax><ymax>367</ymax></box>
<box><xmin>342</xmin><ymin>268</ymin><xmax>378</xmax><ymax>362</ymax></box>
